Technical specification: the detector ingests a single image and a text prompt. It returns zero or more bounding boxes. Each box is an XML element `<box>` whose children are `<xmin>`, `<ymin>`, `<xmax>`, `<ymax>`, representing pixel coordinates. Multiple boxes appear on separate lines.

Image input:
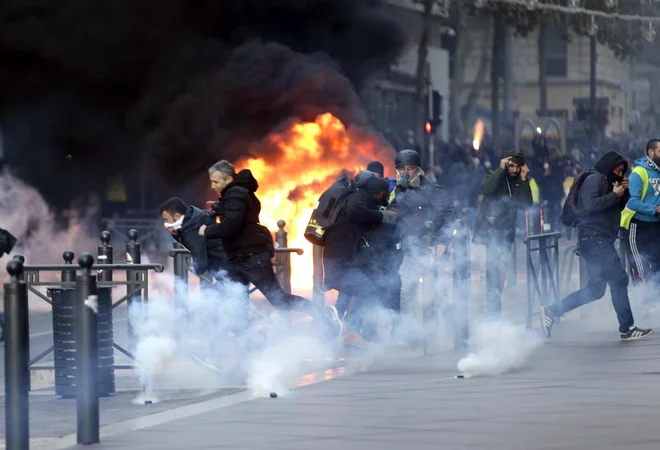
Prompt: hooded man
<box><xmin>473</xmin><ymin>151</ymin><xmax>533</xmax><ymax>317</ymax></box>
<box><xmin>387</xmin><ymin>149</ymin><xmax>455</xmax><ymax>328</ymax></box>
<box><xmin>323</xmin><ymin>171</ymin><xmax>395</xmax><ymax>346</ymax></box>
<box><xmin>367</xmin><ymin>160</ymin><xmax>396</xmax><ymax>194</ymax></box>
<box><xmin>621</xmin><ymin>139</ymin><xmax>660</xmax><ymax>284</ymax></box>
<box><xmin>199</xmin><ymin>160</ymin><xmax>343</xmax><ymax>342</ymax></box>
<box><xmin>541</xmin><ymin>151</ymin><xmax>652</xmax><ymax>341</ymax></box>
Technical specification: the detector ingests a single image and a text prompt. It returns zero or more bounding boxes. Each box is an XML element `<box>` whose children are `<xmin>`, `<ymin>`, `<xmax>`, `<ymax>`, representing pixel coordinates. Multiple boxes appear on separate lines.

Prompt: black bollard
<box><xmin>125</xmin><ymin>229</ymin><xmax>141</xmax><ymax>348</ymax></box>
<box><xmin>62</xmin><ymin>250</ymin><xmax>76</xmax><ymax>282</ymax></box>
<box><xmin>172</xmin><ymin>242</ymin><xmax>189</xmax><ymax>319</ymax></box>
<box><xmin>12</xmin><ymin>255</ymin><xmax>25</xmax><ymax>281</ymax></box>
<box><xmin>76</xmin><ymin>252</ymin><xmax>100</xmax><ymax>445</ymax></box>
<box><xmin>97</xmin><ymin>231</ymin><xmax>113</xmax><ymax>282</ymax></box>
<box><xmin>4</xmin><ymin>258</ymin><xmax>30</xmax><ymax>450</ymax></box>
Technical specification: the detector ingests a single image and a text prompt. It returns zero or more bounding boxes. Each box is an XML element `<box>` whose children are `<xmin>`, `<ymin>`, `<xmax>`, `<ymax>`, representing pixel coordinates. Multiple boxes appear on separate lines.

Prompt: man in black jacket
<box><xmin>387</xmin><ymin>149</ymin><xmax>455</xmax><ymax>326</ymax></box>
<box><xmin>473</xmin><ymin>151</ymin><xmax>533</xmax><ymax>317</ymax></box>
<box><xmin>159</xmin><ymin>197</ymin><xmax>228</xmax><ymax>277</ymax></box>
<box><xmin>200</xmin><ymin>160</ymin><xmax>342</xmax><ymax>339</ymax></box>
<box><xmin>323</xmin><ymin>171</ymin><xmax>395</xmax><ymax>346</ymax></box>
<box><xmin>541</xmin><ymin>151</ymin><xmax>652</xmax><ymax>340</ymax></box>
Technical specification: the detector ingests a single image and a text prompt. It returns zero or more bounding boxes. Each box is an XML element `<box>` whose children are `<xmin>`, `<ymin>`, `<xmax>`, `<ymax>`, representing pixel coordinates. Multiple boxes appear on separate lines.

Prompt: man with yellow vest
<box><xmin>621</xmin><ymin>139</ymin><xmax>660</xmax><ymax>283</ymax></box>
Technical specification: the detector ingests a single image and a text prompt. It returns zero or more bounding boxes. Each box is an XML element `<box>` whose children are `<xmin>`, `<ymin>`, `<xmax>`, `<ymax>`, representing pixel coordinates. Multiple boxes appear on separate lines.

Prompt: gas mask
<box><xmin>400</xmin><ymin>172</ymin><xmax>411</xmax><ymax>188</ymax></box>
<box><xmin>396</xmin><ymin>170</ymin><xmax>422</xmax><ymax>189</ymax></box>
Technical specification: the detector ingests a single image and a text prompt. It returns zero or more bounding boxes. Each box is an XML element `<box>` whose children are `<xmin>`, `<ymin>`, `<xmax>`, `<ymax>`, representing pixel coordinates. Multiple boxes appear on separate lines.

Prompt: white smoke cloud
<box><xmin>0</xmin><ymin>169</ymin><xmax>100</xmax><ymax>308</ymax></box>
<box><xmin>0</xmin><ymin>169</ymin><xmax>99</xmax><ymax>264</ymax></box>
<box><xmin>457</xmin><ymin>320</ymin><xmax>541</xmax><ymax>377</ymax></box>
<box><xmin>129</xmin><ymin>272</ymin><xmax>337</xmax><ymax>403</ymax></box>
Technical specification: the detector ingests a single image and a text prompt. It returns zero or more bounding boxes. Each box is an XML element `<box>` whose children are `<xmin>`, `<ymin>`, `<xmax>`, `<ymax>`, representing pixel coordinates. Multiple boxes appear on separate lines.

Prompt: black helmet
<box><xmin>395</xmin><ymin>149</ymin><xmax>421</xmax><ymax>168</ymax></box>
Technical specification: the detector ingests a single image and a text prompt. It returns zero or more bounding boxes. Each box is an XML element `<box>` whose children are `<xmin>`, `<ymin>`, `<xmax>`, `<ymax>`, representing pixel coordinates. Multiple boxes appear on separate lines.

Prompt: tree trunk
<box><xmin>461</xmin><ymin>20</ymin><xmax>491</xmax><ymax>130</ymax></box>
<box><xmin>538</xmin><ymin>20</ymin><xmax>548</xmax><ymax>116</ymax></box>
<box><xmin>449</xmin><ymin>6</ymin><xmax>467</xmax><ymax>137</ymax></box>
<box><xmin>491</xmin><ymin>12</ymin><xmax>504</xmax><ymax>149</ymax></box>
<box><xmin>414</xmin><ymin>0</ymin><xmax>434</xmax><ymax>162</ymax></box>
<box><xmin>502</xmin><ymin>26</ymin><xmax>514</xmax><ymax>126</ymax></box>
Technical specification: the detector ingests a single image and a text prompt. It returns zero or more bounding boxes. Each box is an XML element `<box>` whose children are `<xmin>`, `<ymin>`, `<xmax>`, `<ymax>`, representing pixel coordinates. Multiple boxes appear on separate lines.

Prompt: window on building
<box><xmin>545</xmin><ymin>23</ymin><xmax>568</xmax><ymax>77</ymax></box>
<box><xmin>537</xmin><ymin>109</ymin><xmax>569</xmax><ymax>119</ymax></box>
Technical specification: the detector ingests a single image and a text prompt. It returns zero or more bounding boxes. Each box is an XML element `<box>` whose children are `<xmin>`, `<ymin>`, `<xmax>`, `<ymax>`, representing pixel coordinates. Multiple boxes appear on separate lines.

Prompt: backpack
<box><xmin>561</xmin><ymin>170</ymin><xmax>597</xmax><ymax>228</ymax></box>
<box><xmin>304</xmin><ymin>174</ymin><xmax>355</xmax><ymax>246</ymax></box>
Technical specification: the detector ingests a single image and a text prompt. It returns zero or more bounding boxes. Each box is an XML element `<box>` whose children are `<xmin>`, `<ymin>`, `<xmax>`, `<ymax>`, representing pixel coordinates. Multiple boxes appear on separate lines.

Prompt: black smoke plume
<box><xmin>0</xmin><ymin>0</ymin><xmax>404</xmax><ymax>209</ymax></box>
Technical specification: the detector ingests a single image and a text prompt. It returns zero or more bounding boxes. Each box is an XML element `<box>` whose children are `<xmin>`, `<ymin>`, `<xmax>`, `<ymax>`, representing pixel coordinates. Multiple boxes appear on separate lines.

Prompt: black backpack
<box><xmin>561</xmin><ymin>170</ymin><xmax>596</xmax><ymax>228</ymax></box>
<box><xmin>304</xmin><ymin>174</ymin><xmax>355</xmax><ymax>246</ymax></box>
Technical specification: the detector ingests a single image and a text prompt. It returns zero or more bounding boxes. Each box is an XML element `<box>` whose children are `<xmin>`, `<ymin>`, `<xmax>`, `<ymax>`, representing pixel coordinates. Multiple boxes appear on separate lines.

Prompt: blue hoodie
<box><xmin>626</xmin><ymin>157</ymin><xmax>660</xmax><ymax>222</ymax></box>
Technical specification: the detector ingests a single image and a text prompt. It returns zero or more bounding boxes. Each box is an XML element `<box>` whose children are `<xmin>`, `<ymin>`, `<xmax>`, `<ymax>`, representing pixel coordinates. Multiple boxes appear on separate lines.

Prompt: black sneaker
<box><xmin>540</xmin><ymin>306</ymin><xmax>555</xmax><ymax>338</ymax></box>
<box><xmin>323</xmin><ymin>305</ymin><xmax>343</xmax><ymax>339</ymax></box>
<box><xmin>621</xmin><ymin>326</ymin><xmax>653</xmax><ymax>341</ymax></box>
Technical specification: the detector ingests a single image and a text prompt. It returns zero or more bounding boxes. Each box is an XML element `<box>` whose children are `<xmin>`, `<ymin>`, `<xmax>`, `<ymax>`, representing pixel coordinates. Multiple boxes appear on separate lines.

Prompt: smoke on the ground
<box><xmin>129</xmin><ymin>274</ymin><xmax>337</xmax><ymax>401</ymax></box>
<box><xmin>457</xmin><ymin>320</ymin><xmax>541</xmax><ymax>377</ymax></box>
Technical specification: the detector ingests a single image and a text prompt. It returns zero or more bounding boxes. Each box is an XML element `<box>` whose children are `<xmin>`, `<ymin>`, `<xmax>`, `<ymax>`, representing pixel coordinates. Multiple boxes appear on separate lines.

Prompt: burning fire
<box><xmin>237</xmin><ymin>113</ymin><xmax>394</xmax><ymax>292</ymax></box>
<box><xmin>472</xmin><ymin>118</ymin><xmax>484</xmax><ymax>151</ymax></box>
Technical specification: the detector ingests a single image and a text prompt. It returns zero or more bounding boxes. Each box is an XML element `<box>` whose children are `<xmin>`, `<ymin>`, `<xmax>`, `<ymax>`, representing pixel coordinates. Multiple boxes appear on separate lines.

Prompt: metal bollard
<box><xmin>275</xmin><ymin>220</ymin><xmax>292</xmax><ymax>294</ymax></box>
<box><xmin>76</xmin><ymin>253</ymin><xmax>100</xmax><ymax>445</ymax></box>
<box><xmin>62</xmin><ymin>251</ymin><xmax>76</xmax><ymax>282</ymax></box>
<box><xmin>97</xmin><ymin>231</ymin><xmax>113</xmax><ymax>282</ymax></box>
<box><xmin>312</xmin><ymin>245</ymin><xmax>325</xmax><ymax>306</ymax></box>
<box><xmin>12</xmin><ymin>254</ymin><xmax>25</xmax><ymax>281</ymax></box>
<box><xmin>172</xmin><ymin>242</ymin><xmax>189</xmax><ymax>319</ymax></box>
<box><xmin>452</xmin><ymin>223</ymin><xmax>470</xmax><ymax>351</ymax></box>
<box><xmin>4</xmin><ymin>258</ymin><xmax>30</xmax><ymax>450</ymax></box>
<box><xmin>507</xmin><ymin>240</ymin><xmax>517</xmax><ymax>287</ymax></box>
<box><xmin>125</xmin><ymin>229</ymin><xmax>141</xmax><ymax>348</ymax></box>
<box><xmin>422</xmin><ymin>221</ymin><xmax>439</xmax><ymax>356</ymax></box>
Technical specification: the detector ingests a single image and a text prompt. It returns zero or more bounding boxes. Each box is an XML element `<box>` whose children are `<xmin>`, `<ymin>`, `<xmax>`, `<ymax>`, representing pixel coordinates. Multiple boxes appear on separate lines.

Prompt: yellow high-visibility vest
<box><xmin>529</xmin><ymin>178</ymin><xmax>540</xmax><ymax>205</ymax></box>
<box><xmin>621</xmin><ymin>166</ymin><xmax>649</xmax><ymax>230</ymax></box>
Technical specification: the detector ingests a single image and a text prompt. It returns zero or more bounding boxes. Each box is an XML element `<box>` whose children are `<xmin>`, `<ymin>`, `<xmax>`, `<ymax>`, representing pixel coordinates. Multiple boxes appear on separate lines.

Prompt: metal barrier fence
<box><xmin>4</xmin><ymin>250</ymin><xmax>160</xmax><ymax>448</ymax></box>
<box><xmin>524</xmin><ymin>232</ymin><xmax>561</xmax><ymax>329</ymax></box>
<box><xmin>20</xmin><ymin>230</ymin><xmax>163</xmax><ymax>397</ymax></box>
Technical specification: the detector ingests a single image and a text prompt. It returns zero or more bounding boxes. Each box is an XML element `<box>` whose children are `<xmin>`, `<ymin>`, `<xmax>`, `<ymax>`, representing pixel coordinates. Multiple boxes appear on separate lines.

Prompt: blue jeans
<box><xmin>557</xmin><ymin>233</ymin><xmax>635</xmax><ymax>333</ymax></box>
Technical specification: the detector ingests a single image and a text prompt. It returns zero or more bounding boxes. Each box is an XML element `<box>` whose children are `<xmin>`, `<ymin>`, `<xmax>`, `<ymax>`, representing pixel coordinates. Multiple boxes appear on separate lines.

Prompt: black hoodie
<box><xmin>204</xmin><ymin>169</ymin><xmax>274</xmax><ymax>259</ymax></box>
<box><xmin>577</xmin><ymin>151</ymin><xmax>630</xmax><ymax>239</ymax></box>
<box><xmin>174</xmin><ymin>205</ymin><xmax>228</xmax><ymax>275</ymax></box>
<box><xmin>322</xmin><ymin>172</ymin><xmax>386</xmax><ymax>291</ymax></box>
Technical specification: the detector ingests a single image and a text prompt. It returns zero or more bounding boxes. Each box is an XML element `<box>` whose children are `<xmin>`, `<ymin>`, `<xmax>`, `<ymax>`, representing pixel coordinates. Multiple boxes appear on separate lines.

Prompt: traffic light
<box><xmin>424</xmin><ymin>90</ymin><xmax>443</xmax><ymax>130</ymax></box>
<box><xmin>425</xmin><ymin>121</ymin><xmax>433</xmax><ymax>134</ymax></box>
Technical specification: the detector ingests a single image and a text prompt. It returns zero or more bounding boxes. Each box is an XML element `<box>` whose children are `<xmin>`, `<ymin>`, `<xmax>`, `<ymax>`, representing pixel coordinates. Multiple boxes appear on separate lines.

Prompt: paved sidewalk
<box><xmin>38</xmin><ymin>320</ymin><xmax>660</xmax><ymax>450</ymax></box>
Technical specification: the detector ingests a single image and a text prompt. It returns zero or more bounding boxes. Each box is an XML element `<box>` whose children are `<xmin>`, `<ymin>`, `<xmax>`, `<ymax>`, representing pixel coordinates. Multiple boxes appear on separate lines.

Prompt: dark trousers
<box><xmin>558</xmin><ymin>234</ymin><xmax>634</xmax><ymax>333</ymax></box>
<box><xmin>485</xmin><ymin>241</ymin><xmax>511</xmax><ymax>318</ymax></box>
<box><xmin>224</xmin><ymin>252</ymin><xmax>323</xmax><ymax>319</ymax></box>
<box><xmin>337</xmin><ymin>269</ymin><xmax>377</xmax><ymax>334</ymax></box>
<box><xmin>628</xmin><ymin>219</ymin><xmax>660</xmax><ymax>284</ymax></box>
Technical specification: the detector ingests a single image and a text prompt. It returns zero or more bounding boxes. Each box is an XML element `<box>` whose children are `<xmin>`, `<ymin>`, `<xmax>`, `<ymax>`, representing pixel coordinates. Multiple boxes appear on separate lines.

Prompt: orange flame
<box><xmin>236</xmin><ymin>113</ymin><xmax>394</xmax><ymax>292</ymax></box>
<box><xmin>473</xmin><ymin>119</ymin><xmax>484</xmax><ymax>151</ymax></box>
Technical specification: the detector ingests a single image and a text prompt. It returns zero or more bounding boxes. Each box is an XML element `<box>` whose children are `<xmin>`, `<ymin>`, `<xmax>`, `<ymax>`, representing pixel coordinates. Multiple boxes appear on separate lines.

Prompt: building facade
<box><xmin>461</xmin><ymin>18</ymin><xmax>630</xmax><ymax>136</ymax></box>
